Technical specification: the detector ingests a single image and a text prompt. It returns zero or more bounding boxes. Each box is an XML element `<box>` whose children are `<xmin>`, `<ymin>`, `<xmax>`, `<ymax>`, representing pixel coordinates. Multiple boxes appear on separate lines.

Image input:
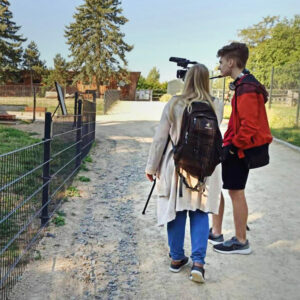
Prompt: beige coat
<box><xmin>145</xmin><ymin>96</ymin><xmax>224</xmax><ymax>226</ymax></box>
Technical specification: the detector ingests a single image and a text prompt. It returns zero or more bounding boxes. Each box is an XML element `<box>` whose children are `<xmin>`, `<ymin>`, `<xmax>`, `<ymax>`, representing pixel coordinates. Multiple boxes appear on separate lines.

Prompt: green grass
<box><xmin>96</xmin><ymin>99</ymin><xmax>104</xmax><ymax>115</ymax></box>
<box><xmin>66</xmin><ymin>186</ymin><xmax>80</xmax><ymax>197</ymax></box>
<box><xmin>34</xmin><ymin>250</ymin><xmax>42</xmax><ymax>260</ymax></box>
<box><xmin>62</xmin><ymin>196</ymin><xmax>69</xmax><ymax>203</ymax></box>
<box><xmin>28</xmin><ymin>132</ymin><xmax>39</xmax><ymax>136</ymax></box>
<box><xmin>52</xmin><ymin>215</ymin><xmax>65</xmax><ymax>226</ymax></box>
<box><xmin>0</xmin><ymin>125</ymin><xmax>41</xmax><ymax>154</ymax></box>
<box><xmin>0</xmin><ymin>97</ymin><xmax>104</xmax><ymax>115</ymax></box>
<box><xmin>80</xmin><ymin>162</ymin><xmax>89</xmax><ymax>171</ymax></box>
<box><xmin>271</xmin><ymin>127</ymin><xmax>300</xmax><ymax>145</ymax></box>
<box><xmin>78</xmin><ymin>176</ymin><xmax>90</xmax><ymax>182</ymax></box>
<box><xmin>83</xmin><ymin>155</ymin><xmax>93</xmax><ymax>163</ymax></box>
<box><xmin>222</xmin><ymin>103</ymin><xmax>300</xmax><ymax>147</ymax></box>
<box><xmin>56</xmin><ymin>210</ymin><xmax>66</xmax><ymax>217</ymax></box>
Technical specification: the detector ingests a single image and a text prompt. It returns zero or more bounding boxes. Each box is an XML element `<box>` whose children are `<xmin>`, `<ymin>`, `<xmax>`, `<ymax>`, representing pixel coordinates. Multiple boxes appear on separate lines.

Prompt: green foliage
<box><xmin>222</xmin><ymin>103</ymin><xmax>300</xmax><ymax>146</ymax></box>
<box><xmin>66</xmin><ymin>186</ymin><xmax>80</xmax><ymax>197</ymax></box>
<box><xmin>62</xmin><ymin>196</ymin><xmax>69</xmax><ymax>203</ymax></box>
<box><xmin>52</xmin><ymin>215</ymin><xmax>65</xmax><ymax>226</ymax></box>
<box><xmin>78</xmin><ymin>176</ymin><xmax>90</xmax><ymax>182</ymax></box>
<box><xmin>65</xmin><ymin>0</ymin><xmax>133</xmax><ymax>94</ymax></box>
<box><xmin>146</xmin><ymin>67</ymin><xmax>160</xmax><ymax>83</ymax></box>
<box><xmin>80</xmin><ymin>162</ymin><xmax>89</xmax><ymax>171</ymax></box>
<box><xmin>137</xmin><ymin>71</ymin><xmax>167</xmax><ymax>92</ymax></box>
<box><xmin>271</xmin><ymin>127</ymin><xmax>300</xmax><ymax>146</ymax></box>
<box><xmin>238</xmin><ymin>16</ymin><xmax>280</xmax><ymax>47</ymax></box>
<box><xmin>43</xmin><ymin>53</ymin><xmax>70</xmax><ymax>89</ymax></box>
<box><xmin>83</xmin><ymin>155</ymin><xmax>93</xmax><ymax>163</ymax></box>
<box><xmin>28</xmin><ymin>132</ymin><xmax>39</xmax><ymax>136</ymax></box>
<box><xmin>34</xmin><ymin>250</ymin><xmax>42</xmax><ymax>260</ymax></box>
<box><xmin>238</xmin><ymin>15</ymin><xmax>300</xmax><ymax>88</ymax></box>
<box><xmin>23</xmin><ymin>41</ymin><xmax>47</xmax><ymax>87</ymax></box>
<box><xmin>0</xmin><ymin>0</ymin><xmax>26</xmax><ymax>83</ymax></box>
<box><xmin>56</xmin><ymin>210</ymin><xmax>66</xmax><ymax>217</ymax></box>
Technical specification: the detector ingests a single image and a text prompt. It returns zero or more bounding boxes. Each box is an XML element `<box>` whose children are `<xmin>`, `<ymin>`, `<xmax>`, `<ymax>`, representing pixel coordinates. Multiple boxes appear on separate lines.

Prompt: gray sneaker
<box><xmin>213</xmin><ymin>236</ymin><xmax>252</xmax><ymax>254</ymax></box>
<box><xmin>208</xmin><ymin>228</ymin><xmax>224</xmax><ymax>245</ymax></box>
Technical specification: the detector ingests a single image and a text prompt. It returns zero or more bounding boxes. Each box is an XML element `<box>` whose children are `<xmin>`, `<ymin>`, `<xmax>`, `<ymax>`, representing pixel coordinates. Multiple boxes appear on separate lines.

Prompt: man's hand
<box><xmin>146</xmin><ymin>173</ymin><xmax>154</xmax><ymax>182</ymax></box>
<box><xmin>222</xmin><ymin>144</ymin><xmax>238</xmax><ymax>161</ymax></box>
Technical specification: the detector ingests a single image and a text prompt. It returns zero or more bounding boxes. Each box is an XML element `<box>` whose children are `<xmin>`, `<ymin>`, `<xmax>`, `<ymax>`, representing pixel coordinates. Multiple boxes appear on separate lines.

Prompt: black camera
<box><xmin>169</xmin><ymin>57</ymin><xmax>198</xmax><ymax>80</ymax></box>
<box><xmin>170</xmin><ymin>57</ymin><xmax>224</xmax><ymax>80</ymax></box>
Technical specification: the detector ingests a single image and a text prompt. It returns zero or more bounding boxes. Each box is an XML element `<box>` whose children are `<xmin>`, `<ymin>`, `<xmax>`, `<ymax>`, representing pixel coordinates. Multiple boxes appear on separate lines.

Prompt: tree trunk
<box><xmin>30</xmin><ymin>70</ymin><xmax>33</xmax><ymax>96</ymax></box>
<box><xmin>96</xmin><ymin>80</ymin><xmax>101</xmax><ymax>98</ymax></box>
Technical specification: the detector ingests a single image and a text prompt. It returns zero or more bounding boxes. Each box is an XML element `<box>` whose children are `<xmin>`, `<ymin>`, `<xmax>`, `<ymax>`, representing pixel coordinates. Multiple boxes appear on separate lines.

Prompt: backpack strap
<box><xmin>179</xmin><ymin>176</ymin><xmax>183</xmax><ymax>197</ymax></box>
<box><xmin>177</xmin><ymin>170</ymin><xmax>206</xmax><ymax>197</ymax></box>
<box><xmin>163</xmin><ymin>135</ymin><xmax>171</xmax><ymax>155</ymax></box>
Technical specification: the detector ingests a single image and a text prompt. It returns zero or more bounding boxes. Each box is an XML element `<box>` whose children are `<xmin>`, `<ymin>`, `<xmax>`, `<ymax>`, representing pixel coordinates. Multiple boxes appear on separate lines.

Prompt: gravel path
<box><xmin>10</xmin><ymin>101</ymin><xmax>300</xmax><ymax>300</ymax></box>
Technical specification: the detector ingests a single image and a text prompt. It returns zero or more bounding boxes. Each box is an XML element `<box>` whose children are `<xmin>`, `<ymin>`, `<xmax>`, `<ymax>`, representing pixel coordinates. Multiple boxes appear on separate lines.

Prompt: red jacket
<box><xmin>223</xmin><ymin>74</ymin><xmax>273</xmax><ymax>158</ymax></box>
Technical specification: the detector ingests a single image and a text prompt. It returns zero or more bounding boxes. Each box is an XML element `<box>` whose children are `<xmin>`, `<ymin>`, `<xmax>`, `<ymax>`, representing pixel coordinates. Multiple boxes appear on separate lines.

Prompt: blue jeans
<box><xmin>167</xmin><ymin>210</ymin><xmax>209</xmax><ymax>265</ymax></box>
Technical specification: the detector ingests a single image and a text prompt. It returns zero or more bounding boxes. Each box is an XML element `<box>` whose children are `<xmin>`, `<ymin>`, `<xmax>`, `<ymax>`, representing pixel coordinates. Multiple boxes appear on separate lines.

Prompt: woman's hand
<box><xmin>146</xmin><ymin>173</ymin><xmax>154</xmax><ymax>182</ymax></box>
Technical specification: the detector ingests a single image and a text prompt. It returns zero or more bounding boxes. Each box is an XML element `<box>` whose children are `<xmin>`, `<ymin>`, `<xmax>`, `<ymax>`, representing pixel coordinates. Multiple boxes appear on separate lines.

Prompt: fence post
<box><xmin>33</xmin><ymin>87</ymin><xmax>36</xmax><ymax>122</ymax></box>
<box><xmin>269</xmin><ymin>66</ymin><xmax>274</xmax><ymax>109</ymax></box>
<box><xmin>103</xmin><ymin>91</ymin><xmax>107</xmax><ymax>114</ymax></box>
<box><xmin>92</xmin><ymin>91</ymin><xmax>96</xmax><ymax>103</ymax></box>
<box><xmin>76</xmin><ymin>100</ymin><xmax>82</xmax><ymax>168</ymax></box>
<box><xmin>41</xmin><ymin>112</ymin><xmax>52</xmax><ymax>226</ymax></box>
<box><xmin>74</xmin><ymin>92</ymin><xmax>78</xmax><ymax>115</ymax></box>
<box><xmin>296</xmin><ymin>92</ymin><xmax>300</xmax><ymax>128</ymax></box>
<box><xmin>74</xmin><ymin>91</ymin><xmax>78</xmax><ymax>126</ymax></box>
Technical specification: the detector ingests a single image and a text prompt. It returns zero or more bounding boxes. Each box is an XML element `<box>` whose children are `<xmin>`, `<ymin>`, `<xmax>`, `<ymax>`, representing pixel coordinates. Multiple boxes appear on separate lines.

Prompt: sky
<box><xmin>9</xmin><ymin>0</ymin><xmax>300</xmax><ymax>82</ymax></box>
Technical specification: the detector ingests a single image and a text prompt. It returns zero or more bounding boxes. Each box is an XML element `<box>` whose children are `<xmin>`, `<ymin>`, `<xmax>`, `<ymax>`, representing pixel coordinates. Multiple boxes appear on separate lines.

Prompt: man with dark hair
<box><xmin>209</xmin><ymin>42</ymin><xmax>272</xmax><ymax>254</ymax></box>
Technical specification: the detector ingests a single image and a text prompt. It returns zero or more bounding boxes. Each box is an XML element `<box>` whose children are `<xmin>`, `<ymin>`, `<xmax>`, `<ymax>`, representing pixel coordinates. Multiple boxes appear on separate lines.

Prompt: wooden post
<box><xmin>33</xmin><ymin>87</ymin><xmax>36</xmax><ymax>122</ymax></box>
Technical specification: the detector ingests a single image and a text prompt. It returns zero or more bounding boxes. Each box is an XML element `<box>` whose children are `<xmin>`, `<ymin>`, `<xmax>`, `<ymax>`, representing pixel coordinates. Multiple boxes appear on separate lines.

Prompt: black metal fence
<box><xmin>0</xmin><ymin>97</ymin><xmax>96</xmax><ymax>299</ymax></box>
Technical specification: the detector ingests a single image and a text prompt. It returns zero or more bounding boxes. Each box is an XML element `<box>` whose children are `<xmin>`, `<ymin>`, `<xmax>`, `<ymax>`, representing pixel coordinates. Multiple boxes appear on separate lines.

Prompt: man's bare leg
<box><xmin>229</xmin><ymin>189</ymin><xmax>248</xmax><ymax>243</ymax></box>
<box><xmin>212</xmin><ymin>192</ymin><xmax>224</xmax><ymax>236</ymax></box>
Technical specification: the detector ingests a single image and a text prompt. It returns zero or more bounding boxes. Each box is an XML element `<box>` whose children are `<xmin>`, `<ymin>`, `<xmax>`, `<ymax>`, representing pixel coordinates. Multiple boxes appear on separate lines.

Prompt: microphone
<box><xmin>169</xmin><ymin>57</ymin><xmax>187</xmax><ymax>63</ymax></box>
<box><xmin>209</xmin><ymin>75</ymin><xmax>223</xmax><ymax>80</ymax></box>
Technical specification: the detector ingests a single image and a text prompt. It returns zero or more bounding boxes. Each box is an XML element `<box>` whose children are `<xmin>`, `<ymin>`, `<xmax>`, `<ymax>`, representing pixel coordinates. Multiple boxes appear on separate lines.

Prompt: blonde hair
<box><xmin>170</xmin><ymin>64</ymin><xmax>215</xmax><ymax>121</ymax></box>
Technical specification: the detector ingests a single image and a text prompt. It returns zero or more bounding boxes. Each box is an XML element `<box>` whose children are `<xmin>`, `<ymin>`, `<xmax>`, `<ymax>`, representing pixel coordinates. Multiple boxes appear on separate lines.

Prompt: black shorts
<box><xmin>222</xmin><ymin>153</ymin><xmax>249</xmax><ymax>190</ymax></box>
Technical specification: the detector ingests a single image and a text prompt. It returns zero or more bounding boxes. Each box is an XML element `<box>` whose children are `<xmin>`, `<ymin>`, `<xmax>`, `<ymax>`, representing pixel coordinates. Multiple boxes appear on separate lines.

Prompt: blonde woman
<box><xmin>145</xmin><ymin>64</ymin><xmax>224</xmax><ymax>282</ymax></box>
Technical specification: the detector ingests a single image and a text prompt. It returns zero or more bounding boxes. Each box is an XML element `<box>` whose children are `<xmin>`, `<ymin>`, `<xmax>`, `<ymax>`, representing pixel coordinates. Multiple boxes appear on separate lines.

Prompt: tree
<box><xmin>65</xmin><ymin>0</ymin><xmax>133</xmax><ymax>95</ymax></box>
<box><xmin>137</xmin><ymin>70</ymin><xmax>167</xmax><ymax>92</ymax></box>
<box><xmin>23</xmin><ymin>41</ymin><xmax>46</xmax><ymax>91</ymax></box>
<box><xmin>0</xmin><ymin>0</ymin><xmax>26</xmax><ymax>83</ymax></box>
<box><xmin>146</xmin><ymin>67</ymin><xmax>160</xmax><ymax>84</ymax></box>
<box><xmin>238</xmin><ymin>16</ymin><xmax>279</xmax><ymax>47</ymax></box>
<box><xmin>43</xmin><ymin>54</ymin><xmax>70</xmax><ymax>92</ymax></box>
<box><xmin>238</xmin><ymin>15</ymin><xmax>300</xmax><ymax>88</ymax></box>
